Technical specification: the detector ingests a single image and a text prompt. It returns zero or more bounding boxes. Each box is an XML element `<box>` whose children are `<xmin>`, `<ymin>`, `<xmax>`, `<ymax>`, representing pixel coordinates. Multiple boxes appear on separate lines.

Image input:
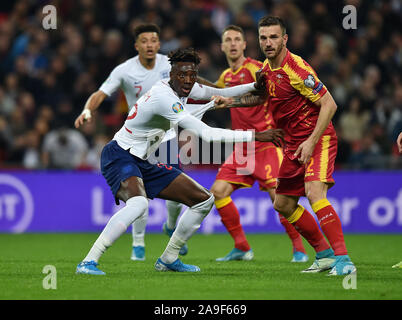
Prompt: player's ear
<box><xmin>283</xmin><ymin>34</ymin><xmax>288</xmax><ymax>45</ymax></box>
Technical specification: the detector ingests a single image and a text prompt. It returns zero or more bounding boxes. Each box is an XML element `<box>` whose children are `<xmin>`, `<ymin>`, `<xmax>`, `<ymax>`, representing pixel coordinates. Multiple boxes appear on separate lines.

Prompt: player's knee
<box><xmin>192</xmin><ymin>193</ymin><xmax>214</xmax><ymax>216</ymax></box>
<box><xmin>273</xmin><ymin>198</ymin><xmax>291</xmax><ymax>216</ymax></box>
<box><xmin>127</xmin><ymin>196</ymin><xmax>148</xmax><ymax>216</ymax></box>
<box><xmin>210</xmin><ymin>182</ymin><xmax>232</xmax><ymax>200</ymax></box>
<box><xmin>305</xmin><ymin>181</ymin><xmax>327</xmax><ymax>204</ymax></box>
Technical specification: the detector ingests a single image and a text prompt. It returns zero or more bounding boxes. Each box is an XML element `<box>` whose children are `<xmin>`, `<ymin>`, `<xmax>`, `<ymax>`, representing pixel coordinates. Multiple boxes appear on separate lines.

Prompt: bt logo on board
<box><xmin>0</xmin><ymin>174</ymin><xmax>34</xmax><ymax>233</ymax></box>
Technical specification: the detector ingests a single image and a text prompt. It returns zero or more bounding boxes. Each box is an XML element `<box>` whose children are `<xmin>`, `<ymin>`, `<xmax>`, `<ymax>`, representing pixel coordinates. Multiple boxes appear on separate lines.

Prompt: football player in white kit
<box><xmin>75</xmin><ymin>24</ymin><xmax>194</xmax><ymax>261</ymax></box>
<box><xmin>76</xmin><ymin>48</ymin><xmax>284</xmax><ymax>274</ymax></box>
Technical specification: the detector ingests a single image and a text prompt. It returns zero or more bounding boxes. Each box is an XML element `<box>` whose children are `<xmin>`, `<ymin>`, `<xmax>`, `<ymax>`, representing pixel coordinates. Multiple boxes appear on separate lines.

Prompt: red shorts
<box><xmin>276</xmin><ymin>134</ymin><xmax>337</xmax><ymax>196</ymax></box>
<box><xmin>216</xmin><ymin>144</ymin><xmax>283</xmax><ymax>191</ymax></box>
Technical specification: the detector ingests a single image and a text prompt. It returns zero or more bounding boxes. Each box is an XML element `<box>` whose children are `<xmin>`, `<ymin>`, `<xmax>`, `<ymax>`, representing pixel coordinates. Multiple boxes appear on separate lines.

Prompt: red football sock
<box><xmin>312</xmin><ymin>199</ymin><xmax>348</xmax><ymax>256</ymax></box>
<box><xmin>287</xmin><ymin>205</ymin><xmax>330</xmax><ymax>253</ymax></box>
<box><xmin>215</xmin><ymin>197</ymin><xmax>250</xmax><ymax>252</ymax></box>
<box><xmin>279</xmin><ymin>213</ymin><xmax>306</xmax><ymax>253</ymax></box>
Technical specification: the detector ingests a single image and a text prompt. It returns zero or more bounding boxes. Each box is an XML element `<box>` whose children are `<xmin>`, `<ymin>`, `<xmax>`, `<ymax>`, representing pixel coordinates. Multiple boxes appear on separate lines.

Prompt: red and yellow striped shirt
<box><xmin>261</xmin><ymin>49</ymin><xmax>335</xmax><ymax>158</ymax></box>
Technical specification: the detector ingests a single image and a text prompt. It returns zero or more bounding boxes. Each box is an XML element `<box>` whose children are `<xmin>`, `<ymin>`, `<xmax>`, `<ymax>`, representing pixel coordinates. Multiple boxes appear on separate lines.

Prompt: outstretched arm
<box><xmin>177</xmin><ymin>114</ymin><xmax>283</xmax><ymax>146</ymax></box>
<box><xmin>213</xmin><ymin>91</ymin><xmax>268</xmax><ymax>109</ymax></box>
<box><xmin>74</xmin><ymin>90</ymin><xmax>108</xmax><ymax>128</ymax></box>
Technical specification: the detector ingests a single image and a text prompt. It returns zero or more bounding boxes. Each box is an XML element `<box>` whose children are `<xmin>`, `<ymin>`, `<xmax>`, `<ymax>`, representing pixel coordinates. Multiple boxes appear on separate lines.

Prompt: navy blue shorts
<box><xmin>101</xmin><ymin>140</ymin><xmax>182</xmax><ymax>203</ymax></box>
<box><xmin>153</xmin><ymin>139</ymin><xmax>183</xmax><ymax>171</ymax></box>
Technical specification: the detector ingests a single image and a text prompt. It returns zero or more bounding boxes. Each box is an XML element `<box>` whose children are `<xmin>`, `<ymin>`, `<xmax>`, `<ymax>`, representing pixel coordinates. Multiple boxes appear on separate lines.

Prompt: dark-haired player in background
<box><xmin>211</xmin><ymin>25</ymin><xmax>308</xmax><ymax>263</ymax></box>
<box><xmin>213</xmin><ymin>17</ymin><xmax>356</xmax><ymax>276</ymax></box>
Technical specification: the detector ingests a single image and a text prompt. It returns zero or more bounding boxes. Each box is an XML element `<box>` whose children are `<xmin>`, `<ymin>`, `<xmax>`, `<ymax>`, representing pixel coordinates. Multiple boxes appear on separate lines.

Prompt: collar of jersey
<box><xmin>265</xmin><ymin>49</ymin><xmax>289</xmax><ymax>71</ymax></box>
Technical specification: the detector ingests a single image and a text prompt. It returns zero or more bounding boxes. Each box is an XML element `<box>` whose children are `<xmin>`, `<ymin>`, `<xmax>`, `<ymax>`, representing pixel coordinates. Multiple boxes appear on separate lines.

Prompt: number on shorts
<box><xmin>306</xmin><ymin>158</ymin><xmax>314</xmax><ymax>172</ymax></box>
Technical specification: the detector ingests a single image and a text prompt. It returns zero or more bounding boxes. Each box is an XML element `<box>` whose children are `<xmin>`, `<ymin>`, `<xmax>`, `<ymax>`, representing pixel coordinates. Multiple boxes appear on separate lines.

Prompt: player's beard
<box><xmin>270</xmin><ymin>41</ymin><xmax>284</xmax><ymax>60</ymax></box>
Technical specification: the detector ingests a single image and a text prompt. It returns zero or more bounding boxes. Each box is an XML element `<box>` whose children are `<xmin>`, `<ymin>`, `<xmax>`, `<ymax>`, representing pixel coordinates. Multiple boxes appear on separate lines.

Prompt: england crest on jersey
<box><xmin>161</xmin><ymin>70</ymin><xmax>170</xmax><ymax>79</ymax></box>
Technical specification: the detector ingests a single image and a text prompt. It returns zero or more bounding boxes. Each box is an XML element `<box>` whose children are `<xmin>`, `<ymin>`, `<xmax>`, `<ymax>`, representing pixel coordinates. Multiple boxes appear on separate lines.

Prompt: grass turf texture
<box><xmin>0</xmin><ymin>233</ymin><xmax>401</xmax><ymax>300</ymax></box>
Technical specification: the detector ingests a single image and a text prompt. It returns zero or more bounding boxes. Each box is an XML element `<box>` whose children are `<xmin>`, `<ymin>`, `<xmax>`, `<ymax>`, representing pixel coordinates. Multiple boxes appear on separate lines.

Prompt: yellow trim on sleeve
<box><xmin>214</xmin><ymin>196</ymin><xmax>233</xmax><ymax>209</ymax></box>
<box><xmin>311</xmin><ymin>198</ymin><xmax>331</xmax><ymax>213</ymax></box>
<box><xmin>287</xmin><ymin>205</ymin><xmax>305</xmax><ymax>224</ymax></box>
<box><xmin>244</xmin><ymin>63</ymin><xmax>261</xmax><ymax>81</ymax></box>
<box><xmin>216</xmin><ymin>69</ymin><xmax>230</xmax><ymax>88</ymax></box>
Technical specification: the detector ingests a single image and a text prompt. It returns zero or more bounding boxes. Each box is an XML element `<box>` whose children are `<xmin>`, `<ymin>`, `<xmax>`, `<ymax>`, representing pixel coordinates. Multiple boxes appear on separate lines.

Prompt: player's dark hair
<box><xmin>222</xmin><ymin>25</ymin><xmax>245</xmax><ymax>40</ymax></box>
<box><xmin>168</xmin><ymin>48</ymin><xmax>201</xmax><ymax>66</ymax></box>
<box><xmin>258</xmin><ymin>16</ymin><xmax>287</xmax><ymax>35</ymax></box>
<box><xmin>134</xmin><ymin>23</ymin><xmax>160</xmax><ymax>40</ymax></box>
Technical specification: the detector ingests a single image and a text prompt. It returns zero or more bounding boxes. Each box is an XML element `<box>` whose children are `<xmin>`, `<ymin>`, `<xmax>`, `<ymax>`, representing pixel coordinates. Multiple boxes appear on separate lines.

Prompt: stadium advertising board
<box><xmin>0</xmin><ymin>171</ymin><xmax>401</xmax><ymax>233</ymax></box>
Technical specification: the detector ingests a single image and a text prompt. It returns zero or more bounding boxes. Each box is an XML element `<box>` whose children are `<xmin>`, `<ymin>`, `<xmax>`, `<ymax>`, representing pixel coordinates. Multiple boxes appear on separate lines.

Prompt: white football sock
<box><xmin>165</xmin><ymin>200</ymin><xmax>183</xmax><ymax>230</ymax></box>
<box><xmin>160</xmin><ymin>194</ymin><xmax>214</xmax><ymax>264</ymax></box>
<box><xmin>132</xmin><ymin>208</ymin><xmax>148</xmax><ymax>247</ymax></box>
<box><xmin>84</xmin><ymin>196</ymin><xmax>148</xmax><ymax>263</ymax></box>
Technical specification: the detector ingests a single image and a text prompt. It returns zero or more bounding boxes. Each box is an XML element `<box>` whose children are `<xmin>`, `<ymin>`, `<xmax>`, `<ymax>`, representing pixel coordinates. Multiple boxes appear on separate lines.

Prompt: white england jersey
<box><xmin>113</xmin><ymin>79</ymin><xmax>256</xmax><ymax>159</ymax></box>
<box><xmin>99</xmin><ymin>53</ymin><xmax>176</xmax><ymax>140</ymax></box>
<box><xmin>99</xmin><ymin>53</ymin><xmax>171</xmax><ymax>109</ymax></box>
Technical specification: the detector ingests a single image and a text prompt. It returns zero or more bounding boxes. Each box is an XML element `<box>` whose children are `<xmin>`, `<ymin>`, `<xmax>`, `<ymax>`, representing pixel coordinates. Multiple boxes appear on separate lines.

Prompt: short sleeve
<box><xmin>99</xmin><ymin>64</ymin><xmax>123</xmax><ymax>96</ymax></box>
<box><xmin>216</xmin><ymin>70</ymin><xmax>228</xmax><ymax>88</ymax></box>
<box><xmin>283</xmin><ymin>56</ymin><xmax>327</xmax><ymax>103</ymax></box>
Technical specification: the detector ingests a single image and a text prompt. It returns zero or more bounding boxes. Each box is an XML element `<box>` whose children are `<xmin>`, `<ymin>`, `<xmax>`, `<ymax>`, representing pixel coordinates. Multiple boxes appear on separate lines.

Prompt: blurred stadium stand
<box><xmin>0</xmin><ymin>0</ymin><xmax>401</xmax><ymax>170</ymax></box>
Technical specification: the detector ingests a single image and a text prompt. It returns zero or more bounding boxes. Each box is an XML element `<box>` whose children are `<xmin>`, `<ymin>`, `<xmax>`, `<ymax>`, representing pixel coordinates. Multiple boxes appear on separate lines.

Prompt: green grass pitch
<box><xmin>0</xmin><ymin>233</ymin><xmax>401</xmax><ymax>300</ymax></box>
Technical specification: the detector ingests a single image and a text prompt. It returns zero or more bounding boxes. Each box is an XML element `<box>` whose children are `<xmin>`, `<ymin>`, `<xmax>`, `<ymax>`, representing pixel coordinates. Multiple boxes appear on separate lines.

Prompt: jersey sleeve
<box><xmin>215</xmin><ymin>70</ymin><xmax>228</xmax><ymax>88</ymax></box>
<box><xmin>185</xmin><ymin>101</ymin><xmax>215</xmax><ymax>120</ymax></box>
<box><xmin>244</xmin><ymin>61</ymin><xmax>262</xmax><ymax>82</ymax></box>
<box><xmin>99</xmin><ymin>64</ymin><xmax>124</xmax><ymax>96</ymax></box>
<box><xmin>189</xmin><ymin>82</ymin><xmax>255</xmax><ymax>100</ymax></box>
<box><xmin>155</xmin><ymin>94</ymin><xmax>189</xmax><ymax>124</ymax></box>
<box><xmin>178</xmin><ymin>114</ymin><xmax>252</xmax><ymax>143</ymax></box>
<box><xmin>283</xmin><ymin>55</ymin><xmax>327</xmax><ymax>103</ymax></box>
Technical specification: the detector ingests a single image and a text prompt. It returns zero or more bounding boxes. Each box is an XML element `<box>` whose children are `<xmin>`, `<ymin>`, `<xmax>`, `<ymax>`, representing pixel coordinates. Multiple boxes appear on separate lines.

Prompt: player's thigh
<box><xmin>264</xmin><ymin>187</ymin><xmax>276</xmax><ymax>203</ymax></box>
<box><xmin>305</xmin><ymin>180</ymin><xmax>329</xmax><ymax>204</ymax></box>
<box><xmin>273</xmin><ymin>193</ymin><xmax>299</xmax><ymax>218</ymax></box>
<box><xmin>157</xmin><ymin>173</ymin><xmax>211</xmax><ymax>207</ymax></box>
<box><xmin>210</xmin><ymin>180</ymin><xmax>235</xmax><ymax>200</ymax></box>
<box><xmin>116</xmin><ymin>176</ymin><xmax>147</xmax><ymax>202</ymax></box>
<box><xmin>255</xmin><ymin>146</ymin><xmax>282</xmax><ymax>186</ymax></box>
<box><xmin>304</xmin><ymin>133</ymin><xmax>336</xmax><ymax>203</ymax></box>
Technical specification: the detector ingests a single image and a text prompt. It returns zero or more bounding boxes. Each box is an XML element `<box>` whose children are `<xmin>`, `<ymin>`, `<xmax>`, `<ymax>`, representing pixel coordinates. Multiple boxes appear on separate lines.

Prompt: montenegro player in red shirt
<box><xmin>211</xmin><ymin>25</ymin><xmax>308</xmax><ymax>263</ymax></box>
<box><xmin>213</xmin><ymin>17</ymin><xmax>355</xmax><ymax>276</ymax></box>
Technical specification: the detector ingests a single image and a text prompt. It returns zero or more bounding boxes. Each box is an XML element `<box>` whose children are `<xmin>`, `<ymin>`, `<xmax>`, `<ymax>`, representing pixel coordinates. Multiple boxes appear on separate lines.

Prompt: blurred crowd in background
<box><xmin>0</xmin><ymin>0</ymin><xmax>401</xmax><ymax>170</ymax></box>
